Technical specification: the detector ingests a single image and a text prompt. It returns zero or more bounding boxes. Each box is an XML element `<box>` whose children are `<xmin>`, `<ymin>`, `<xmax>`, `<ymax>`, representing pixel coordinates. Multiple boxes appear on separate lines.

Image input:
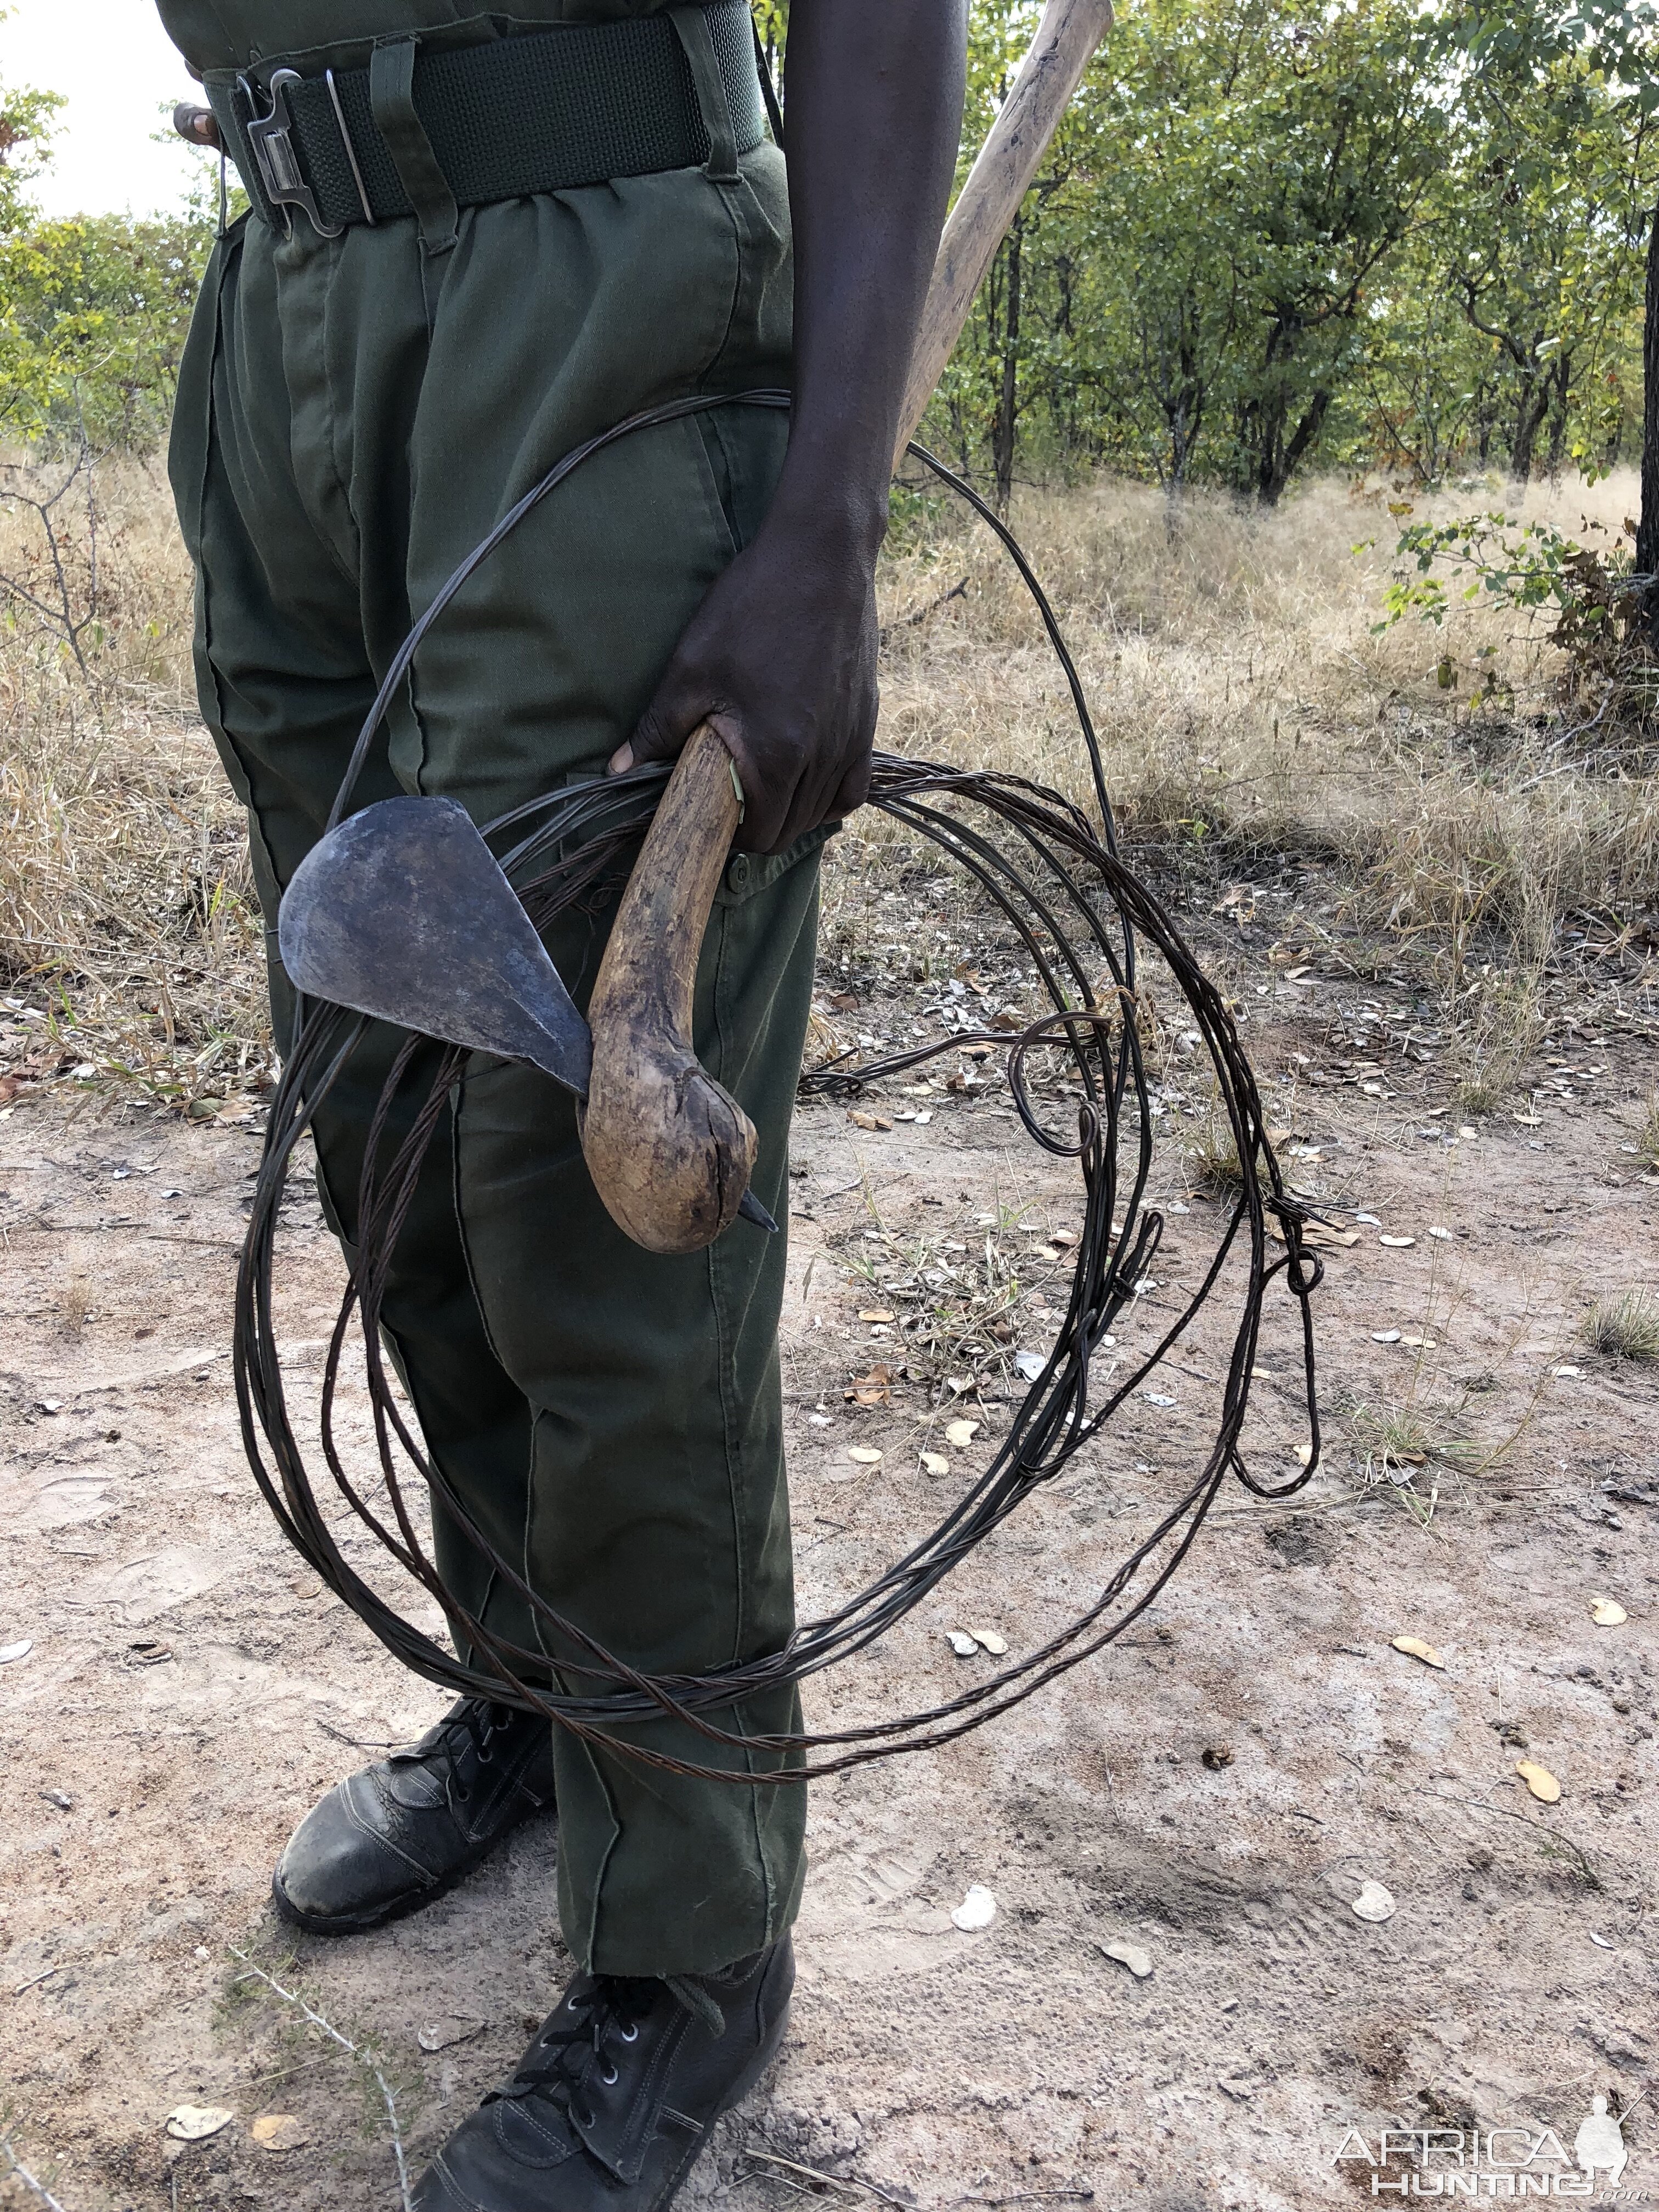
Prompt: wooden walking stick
<box><xmin>581</xmin><ymin>0</ymin><xmax>1115</xmax><ymax>1253</ymax></box>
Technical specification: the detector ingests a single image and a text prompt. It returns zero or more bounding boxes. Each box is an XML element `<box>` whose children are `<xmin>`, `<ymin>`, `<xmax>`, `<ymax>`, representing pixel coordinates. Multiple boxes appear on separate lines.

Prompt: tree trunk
<box><xmin>1510</xmin><ymin>379</ymin><xmax>1548</xmax><ymax>484</ymax></box>
<box><xmin>993</xmin><ymin>216</ymin><xmax>1023</xmax><ymax>518</ymax></box>
<box><xmin>1636</xmin><ymin>194</ymin><xmax>1659</xmax><ymax>646</ymax></box>
<box><xmin>1257</xmin><ymin>388</ymin><xmax>1331</xmax><ymax>505</ymax></box>
<box><xmin>1545</xmin><ymin>352</ymin><xmax>1572</xmax><ymax>478</ymax></box>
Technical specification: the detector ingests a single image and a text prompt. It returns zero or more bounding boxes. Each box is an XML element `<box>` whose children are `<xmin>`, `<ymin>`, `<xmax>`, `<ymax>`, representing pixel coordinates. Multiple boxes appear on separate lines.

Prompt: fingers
<box><xmin>173</xmin><ymin>102</ymin><xmax>222</xmax><ymax>150</ymax></box>
<box><xmin>610</xmin><ymin>682</ymin><xmax>710</xmax><ymax>777</ymax></box>
<box><xmin>827</xmin><ymin>746</ymin><xmax>874</xmax><ymax>824</ymax></box>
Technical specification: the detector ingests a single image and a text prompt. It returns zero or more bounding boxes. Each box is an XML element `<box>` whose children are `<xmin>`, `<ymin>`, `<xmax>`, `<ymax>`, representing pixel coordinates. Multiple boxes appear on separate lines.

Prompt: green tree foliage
<box><xmin>2</xmin><ymin>208</ymin><xmax>213</xmax><ymax>446</ymax></box>
<box><xmin>0</xmin><ymin>61</ymin><xmax>217</xmax><ymax>449</ymax></box>
<box><xmin>923</xmin><ymin>0</ymin><xmax>1656</xmax><ymax>505</ymax></box>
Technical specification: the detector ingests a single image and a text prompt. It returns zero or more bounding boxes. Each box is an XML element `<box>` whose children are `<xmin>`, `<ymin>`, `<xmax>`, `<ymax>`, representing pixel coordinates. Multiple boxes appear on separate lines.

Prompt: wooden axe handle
<box><xmin>583</xmin><ymin>0</ymin><xmax>1114</xmax><ymax>1254</ymax></box>
<box><xmin>582</xmin><ymin>722</ymin><xmax>752</xmax><ymax>1252</ymax></box>
<box><xmin>896</xmin><ymin>0</ymin><xmax>1116</xmax><ymax>468</ymax></box>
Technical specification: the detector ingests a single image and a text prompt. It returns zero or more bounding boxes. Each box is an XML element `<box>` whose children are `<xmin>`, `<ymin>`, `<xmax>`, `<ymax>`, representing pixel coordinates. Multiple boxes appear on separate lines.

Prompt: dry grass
<box><xmin>1633</xmin><ymin>1091</ymin><xmax>1659</xmax><ymax>1171</ymax></box>
<box><xmin>880</xmin><ymin>467</ymin><xmax>1659</xmax><ymax>970</ymax></box>
<box><xmin>1185</xmin><ymin>1108</ymin><xmax>1248</xmax><ymax>1194</ymax></box>
<box><xmin>3</xmin><ymin>453</ymin><xmax>1655</xmax><ymax>1115</ymax></box>
<box><xmin>1</xmin><ymin>452</ymin><xmax>269</xmax><ymax>1109</ymax></box>
<box><xmin>1581</xmin><ymin>1289</ymin><xmax>1659</xmax><ymax>1361</ymax></box>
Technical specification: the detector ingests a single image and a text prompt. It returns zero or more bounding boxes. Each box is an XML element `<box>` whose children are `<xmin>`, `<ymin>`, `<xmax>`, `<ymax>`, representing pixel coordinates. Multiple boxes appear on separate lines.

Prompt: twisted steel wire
<box><xmin>233</xmin><ymin>393</ymin><xmax>1323</xmax><ymax>1784</ymax></box>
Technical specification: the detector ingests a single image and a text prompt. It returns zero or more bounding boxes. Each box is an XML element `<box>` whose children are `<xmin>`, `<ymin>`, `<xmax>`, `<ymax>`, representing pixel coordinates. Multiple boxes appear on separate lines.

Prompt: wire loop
<box><xmin>233</xmin><ymin>391</ymin><xmax>1323</xmax><ymax>1784</ymax></box>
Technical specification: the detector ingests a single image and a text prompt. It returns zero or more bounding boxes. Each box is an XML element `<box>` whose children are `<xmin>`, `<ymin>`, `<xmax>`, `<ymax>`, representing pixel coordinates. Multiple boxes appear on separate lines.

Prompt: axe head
<box><xmin>278</xmin><ymin>796</ymin><xmax>594</xmax><ymax>1098</ymax></box>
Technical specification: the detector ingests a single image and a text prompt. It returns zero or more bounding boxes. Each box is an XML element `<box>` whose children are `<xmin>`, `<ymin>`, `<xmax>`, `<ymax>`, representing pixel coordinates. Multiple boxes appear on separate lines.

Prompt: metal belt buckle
<box><xmin>241</xmin><ymin>69</ymin><xmax>343</xmax><ymax>238</ymax></box>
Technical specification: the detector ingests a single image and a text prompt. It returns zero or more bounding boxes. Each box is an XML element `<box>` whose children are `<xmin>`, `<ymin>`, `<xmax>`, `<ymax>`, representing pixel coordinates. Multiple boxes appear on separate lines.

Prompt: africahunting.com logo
<box><xmin>1333</xmin><ymin>2099</ymin><xmax>1646</xmax><ymax>2199</ymax></box>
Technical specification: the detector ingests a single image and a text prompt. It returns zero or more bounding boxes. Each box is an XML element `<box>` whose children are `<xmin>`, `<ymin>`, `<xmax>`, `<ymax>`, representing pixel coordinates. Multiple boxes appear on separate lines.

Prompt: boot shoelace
<box><xmin>431</xmin><ymin>1701</ymin><xmax>509</xmax><ymax>1804</ymax></box>
<box><xmin>493</xmin><ymin>1978</ymin><xmax>663</xmax><ymax>2133</ymax></box>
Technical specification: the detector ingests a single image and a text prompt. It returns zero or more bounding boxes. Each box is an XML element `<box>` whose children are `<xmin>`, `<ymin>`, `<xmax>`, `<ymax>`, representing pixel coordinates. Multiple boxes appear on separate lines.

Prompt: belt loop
<box><xmin>370</xmin><ymin>36</ymin><xmax>459</xmax><ymax>253</ymax></box>
<box><xmin>669</xmin><ymin>6</ymin><xmax>740</xmax><ymax>183</ymax></box>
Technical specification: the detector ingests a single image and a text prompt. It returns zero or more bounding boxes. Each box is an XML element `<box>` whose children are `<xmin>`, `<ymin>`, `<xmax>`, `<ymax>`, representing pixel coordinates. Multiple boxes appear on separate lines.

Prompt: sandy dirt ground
<box><xmin>2</xmin><ymin>883</ymin><xmax>1656</xmax><ymax>2212</ymax></box>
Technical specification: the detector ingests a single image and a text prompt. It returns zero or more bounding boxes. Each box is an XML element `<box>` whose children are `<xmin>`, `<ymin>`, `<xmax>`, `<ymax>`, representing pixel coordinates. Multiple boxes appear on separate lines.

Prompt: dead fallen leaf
<box><xmin>1201</xmin><ymin>1743</ymin><xmax>1234</xmax><ymax>1770</ymax></box>
<box><xmin>1516</xmin><ymin>1760</ymin><xmax>1562</xmax><ymax>1804</ymax></box>
<box><xmin>1392</xmin><ymin>1635</ymin><xmax>1446</xmax><ymax>1670</ymax></box>
<box><xmin>847</xmin><ymin>1447</ymin><xmax>883</xmax><ymax>1467</ymax></box>
<box><xmin>1296</xmin><ymin>1443</ymin><xmax>1316</xmax><ymax>1468</ymax></box>
<box><xmin>1304</xmin><ymin>1221</ymin><xmax>1361</xmax><ymax>1250</ymax></box>
<box><xmin>919</xmin><ymin>1451</ymin><xmax>950</xmax><ymax>1476</ymax></box>
<box><xmin>950</xmin><ymin>1884</ymin><xmax>997</xmax><ymax>1931</ymax></box>
<box><xmin>250</xmin><ymin>2114</ymin><xmax>309</xmax><ymax>2152</ymax></box>
<box><xmin>944</xmin><ymin>1418</ymin><xmax>980</xmax><ymax>1449</ymax></box>
<box><xmin>848</xmin><ymin>1111</ymin><xmax>893</xmax><ymax>1133</ymax></box>
<box><xmin>857</xmin><ymin>1309</ymin><xmax>895</xmax><ymax>1325</ymax></box>
<box><xmin>1351</xmin><ymin>1880</ymin><xmax>1396</xmax><ymax>1923</ymax></box>
<box><xmin>1588</xmin><ymin>1595</ymin><xmax>1628</xmax><ymax>1627</ymax></box>
<box><xmin>1400</xmin><ymin>1333</ymin><xmax>1437</xmax><ymax>1350</ymax></box>
<box><xmin>1098</xmin><ymin>1937</ymin><xmax>1153</xmax><ymax>1978</ymax></box>
<box><xmin>166</xmin><ymin>2107</ymin><xmax>234</xmax><ymax>2143</ymax></box>
<box><xmin>0</xmin><ymin>1076</ymin><xmax>18</xmax><ymax>1107</ymax></box>
<box><xmin>844</xmin><ymin>1365</ymin><xmax>893</xmax><ymax>1408</ymax></box>
<box><xmin>968</xmin><ymin>1628</ymin><xmax>1008</xmax><ymax>1656</ymax></box>
<box><xmin>828</xmin><ymin>991</ymin><xmax>859</xmax><ymax>1011</ymax></box>
<box><xmin>1267</xmin><ymin>1217</ymin><xmax>1359</xmax><ymax>1250</ymax></box>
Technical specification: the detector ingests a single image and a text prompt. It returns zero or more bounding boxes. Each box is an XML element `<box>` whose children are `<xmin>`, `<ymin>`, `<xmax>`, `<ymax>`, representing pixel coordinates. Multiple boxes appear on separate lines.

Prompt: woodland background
<box><xmin>2</xmin><ymin>0</ymin><xmax>1656</xmax><ymax>506</ymax></box>
<box><xmin>3</xmin><ymin>0</ymin><xmax>1658</xmax><ymax>1116</ymax></box>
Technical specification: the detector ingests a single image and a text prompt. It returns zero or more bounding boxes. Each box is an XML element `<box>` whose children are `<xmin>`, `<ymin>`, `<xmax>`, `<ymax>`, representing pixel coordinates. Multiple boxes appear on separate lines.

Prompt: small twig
<box><xmin>226</xmin><ymin>1946</ymin><xmax>413</xmax><ymax>2211</ymax></box>
<box><xmin>953</xmin><ymin>2194</ymin><xmax>1096</xmax><ymax>2208</ymax></box>
<box><xmin>250</xmin><ymin>2054</ymin><xmax>337</xmax><ymax>2089</ymax></box>
<box><xmin>314</xmin><ymin>1717</ymin><xmax>397</xmax><ymax>1751</ymax></box>
<box><xmin>1414</xmin><ymin>1788</ymin><xmax>1602</xmax><ymax>1888</ymax></box>
<box><xmin>743</xmin><ymin>2148</ymin><xmax>912</xmax><ymax>2207</ymax></box>
<box><xmin>10</xmin><ymin>1967</ymin><xmax>64</xmax><ymax>1997</ymax></box>
<box><xmin>0</xmin><ymin>2135</ymin><xmax>72</xmax><ymax>2212</ymax></box>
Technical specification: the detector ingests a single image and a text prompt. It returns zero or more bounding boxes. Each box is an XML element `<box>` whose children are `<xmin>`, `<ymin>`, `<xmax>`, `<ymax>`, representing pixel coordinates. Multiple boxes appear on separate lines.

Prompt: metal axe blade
<box><xmin>275</xmin><ymin>799</ymin><xmax>780</xmax><ymax>1232</ymax></box>
<box><xmin>277</xmin><ymin>796</ymin><xmax>594</xmax><ymax>1097</ymax></box>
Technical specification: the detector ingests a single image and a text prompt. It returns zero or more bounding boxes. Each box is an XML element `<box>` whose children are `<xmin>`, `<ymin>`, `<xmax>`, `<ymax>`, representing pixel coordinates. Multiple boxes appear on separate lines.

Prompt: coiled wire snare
<box><xmin>234</xmin><ymin>394</ymin><xmax>1324</xmax><ymax>1784</ymax></box>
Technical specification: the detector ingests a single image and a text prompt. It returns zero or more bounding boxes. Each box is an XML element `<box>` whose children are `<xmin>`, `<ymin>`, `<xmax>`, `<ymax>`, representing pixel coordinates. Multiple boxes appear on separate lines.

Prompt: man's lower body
<box><xmin>170</xmin><ymin>132</ymin><xmax>814</xmax><ymax>2205</ymax></box>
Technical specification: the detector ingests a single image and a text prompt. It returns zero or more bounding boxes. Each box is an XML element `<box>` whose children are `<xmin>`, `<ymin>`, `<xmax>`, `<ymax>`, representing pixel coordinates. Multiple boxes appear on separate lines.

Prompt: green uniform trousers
<box><xmin>166</xmin><ymin>116</ymin><xmax>815</xmax><ymax>1976</ymax></box>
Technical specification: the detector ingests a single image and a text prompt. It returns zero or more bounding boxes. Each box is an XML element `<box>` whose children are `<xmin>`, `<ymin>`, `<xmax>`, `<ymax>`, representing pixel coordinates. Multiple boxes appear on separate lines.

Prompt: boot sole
<box><xmin>270</xmin><ymin>1797</ymin><xmax>553</xmax><ymax>1938</ymax></box>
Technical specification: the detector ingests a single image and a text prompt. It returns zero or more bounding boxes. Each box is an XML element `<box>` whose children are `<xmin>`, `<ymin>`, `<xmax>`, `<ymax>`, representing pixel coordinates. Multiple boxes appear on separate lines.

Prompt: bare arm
<box><xmin>611</xmin><ymin>0</ymin><xmax>969</xmax><ymax>854</ymax></box>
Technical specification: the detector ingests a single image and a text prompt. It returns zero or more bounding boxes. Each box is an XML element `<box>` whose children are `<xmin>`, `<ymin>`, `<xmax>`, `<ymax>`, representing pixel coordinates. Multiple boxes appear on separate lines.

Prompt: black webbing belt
<box><xmin>205</xmin><ymin>2</ymin><xmax>767</xmax><ymax>238</ymax></box>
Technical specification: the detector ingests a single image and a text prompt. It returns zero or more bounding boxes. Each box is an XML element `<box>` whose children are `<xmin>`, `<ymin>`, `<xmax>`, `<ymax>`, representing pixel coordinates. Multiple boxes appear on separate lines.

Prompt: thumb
<box><xmin>608</xmin><ymin>674</ymin><xmax>707</xmax><ymax>776</ymax></box>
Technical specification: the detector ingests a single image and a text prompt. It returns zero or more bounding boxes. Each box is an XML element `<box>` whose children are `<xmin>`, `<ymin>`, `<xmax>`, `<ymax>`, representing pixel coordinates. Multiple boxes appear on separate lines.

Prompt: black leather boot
<box><xmin>413</xmin><ymin>1937</ymin><xmax>794</xmax><ymax>2209</ymax></box>
<box><xmin>272</xmin><ymin>1699</ymin><xmax>555</xmax><ymax>1935</ymax></box>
